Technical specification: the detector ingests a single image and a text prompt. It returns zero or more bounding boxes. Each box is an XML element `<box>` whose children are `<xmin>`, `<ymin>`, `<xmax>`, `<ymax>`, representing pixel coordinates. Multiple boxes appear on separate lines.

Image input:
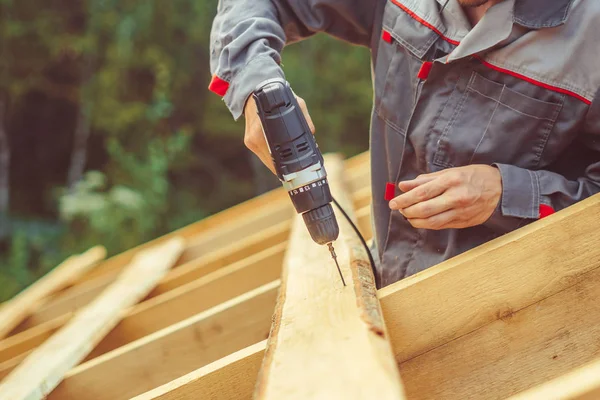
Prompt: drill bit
<box><xmin>327</xmin><ymin>243</ymin><xmax>346</xmax><ymax>286</ymax></box>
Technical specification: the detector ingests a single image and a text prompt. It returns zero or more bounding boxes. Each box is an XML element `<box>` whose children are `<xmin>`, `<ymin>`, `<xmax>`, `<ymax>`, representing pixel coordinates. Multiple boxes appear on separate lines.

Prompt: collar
<box><xmin>436</xmin><ymin>0</ymin><xmax>574</xmax><ymax>30</ymax></box>
<box><xmin>512</xmin><ymin>0</ymin><xmax>574</xmax><ymax>29</ymax></box>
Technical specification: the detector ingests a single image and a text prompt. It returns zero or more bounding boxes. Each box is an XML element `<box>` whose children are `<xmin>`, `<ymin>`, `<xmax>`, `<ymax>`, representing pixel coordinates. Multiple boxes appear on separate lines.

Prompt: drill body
<box><xmin>253</xmin><ymin>78</ymin><xmax>340</xmax><ymax>246</ymax></box>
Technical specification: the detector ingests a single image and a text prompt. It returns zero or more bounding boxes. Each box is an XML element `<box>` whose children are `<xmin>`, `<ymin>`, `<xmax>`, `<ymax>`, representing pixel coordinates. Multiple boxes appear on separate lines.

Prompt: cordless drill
<box><xmin>253</xmin><ymin>78</ymin><xmax>345</xmax><ymax>285</ymax></box>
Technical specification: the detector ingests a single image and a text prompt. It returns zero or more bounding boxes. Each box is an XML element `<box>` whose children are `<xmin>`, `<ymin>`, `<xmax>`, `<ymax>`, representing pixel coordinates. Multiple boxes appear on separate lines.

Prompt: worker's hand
<box><xmin>389</xmin><ymin>165</ymin><xmax>502</xmax><ymax>230</ymax></box>
<box><xmin>244</xmin><ymin>95</ymin><xmax>315</xmax><ymax>175</ymax></box>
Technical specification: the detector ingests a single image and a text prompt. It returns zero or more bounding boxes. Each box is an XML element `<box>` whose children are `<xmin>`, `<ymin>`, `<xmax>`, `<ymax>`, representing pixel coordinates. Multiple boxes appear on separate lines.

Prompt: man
<box><xmin>209</xmin><ymin>0</ymin><xmax>600</xmax><ymax>288</ymax></box>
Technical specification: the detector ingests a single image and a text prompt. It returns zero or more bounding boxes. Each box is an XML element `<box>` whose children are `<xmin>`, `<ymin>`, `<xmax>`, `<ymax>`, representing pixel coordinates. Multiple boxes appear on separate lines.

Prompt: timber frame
<box><xmin>0</xmin><ymin>150</ymin><xmax>599</xmax><ymax>399</ymax></box>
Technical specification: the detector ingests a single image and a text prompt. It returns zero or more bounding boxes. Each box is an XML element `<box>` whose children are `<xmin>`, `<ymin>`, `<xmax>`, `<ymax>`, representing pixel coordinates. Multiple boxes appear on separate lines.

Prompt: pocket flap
<box><xmin>383</xmin><ymin>0</ymin><xmax>439</xmax><ymax>59</ymax></box>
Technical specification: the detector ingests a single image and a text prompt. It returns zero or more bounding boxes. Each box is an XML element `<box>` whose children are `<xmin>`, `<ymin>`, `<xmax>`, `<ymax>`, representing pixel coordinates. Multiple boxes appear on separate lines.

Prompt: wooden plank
<box><xmin>0</xmin><ymin>238</ymin><xmax>184</xmax><ymax>400</ymax></box>
<box><xmin>255</xmin><ymin>154</ymin><xmax>404</xmax><ymax>400</ymax></box>
<box><xmin>0</xmin><ymin>246</ymin><xmax>106</xmax><ymax>339</ymax></box>
<box><xmin>14</xmin><ymin>220</ymin><xmax>290</xmax><ymax>332</ymax></box>
<box><xmin>0</xmin><ymin>241</ymin><xmax>285</xmax><ymax>367</ymax></box>
<box><xmin>49</xmin><ymin>281</ymin><xmax>280</xmax><ymax>400</ymax></box>
<box><xmin>508</xmin><ymin>358</ymin><xmax>600</xmax><ymax>400</ymax></box>
<box><xmin>399</xmin><ymin>262</ymin><xmax>600</xmax><ymax>400</ymax></box>
<box><xmin>379</xmin><ymin>193</ymin><xmax>600</xmax><ymax>365</ymax></box>
<box><xmin>132</xmin><ymin>341</ymin><xmax>266</xmax><ymax>400</ymax></box>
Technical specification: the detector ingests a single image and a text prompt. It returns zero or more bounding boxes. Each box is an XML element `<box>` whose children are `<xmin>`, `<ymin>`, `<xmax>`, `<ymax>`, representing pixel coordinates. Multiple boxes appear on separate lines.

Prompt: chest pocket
<box><xmin>433</xmin><ymin>71</ymin><xmax>564</xmax><ymax>169</ymax></box>
<box><xmin>374</xmin><ymin>0</ymin><xmax>440</xmax><ymax>133</ymax></box>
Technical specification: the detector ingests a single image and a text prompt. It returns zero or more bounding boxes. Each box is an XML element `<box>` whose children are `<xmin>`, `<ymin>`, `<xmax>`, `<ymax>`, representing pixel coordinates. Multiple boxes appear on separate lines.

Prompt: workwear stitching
<box><xmin>433</xmin><ymin>72</ymin><xmax>476</xmax><ymax>167</ymax></box>
<box><xmin>469</xmin><ymin>86</ymin><xmax>504</xmax><ymax>164</ymax></box>
<box><xmin>422</xmin><ymin>69</ymin><xmax>462</xmax><ymax>171</ymax></box>
<box><xmin>468</xmin><ymin>87</ymin><xmax>561</xmax><ymax>121</ymax></box>
<box><xmin>534</xmin><ymin>96</ymin><xmax>564</xmax><ymax>169</ymax></box>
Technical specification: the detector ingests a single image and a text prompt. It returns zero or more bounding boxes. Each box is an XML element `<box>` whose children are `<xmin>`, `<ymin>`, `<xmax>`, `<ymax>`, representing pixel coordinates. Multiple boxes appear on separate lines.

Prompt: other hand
<box><xmin>389</xmin><ymin>165</ymin><xmax>502</xmax><ymax>230</ymax></box>
<box><xmin>243</xmin><ymin>95</ymin><xmax>315</xmax><ymax>174</ymax></box>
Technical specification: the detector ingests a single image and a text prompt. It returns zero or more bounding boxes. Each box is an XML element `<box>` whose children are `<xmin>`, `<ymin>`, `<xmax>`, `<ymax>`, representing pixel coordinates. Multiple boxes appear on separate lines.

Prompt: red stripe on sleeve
<box><xmin>208</xmin><ymin>75</ymin><xmax>230</xmax><ymax>97</ymax></box>
<box><xmin>385</xmin><ymin>182</ymin><xmax>396</xmax><ymax>201</ymax></box>
<box><xmin>539</xmin><ymin>204</ymin><xmax>555</xmax><ymax>219</ymax></box>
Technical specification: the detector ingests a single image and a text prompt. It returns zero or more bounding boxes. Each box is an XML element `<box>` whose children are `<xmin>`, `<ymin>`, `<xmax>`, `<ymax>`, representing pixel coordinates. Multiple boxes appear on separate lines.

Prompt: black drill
<box><xmin>253</xmin><ymin>78</ymin><xmax>345</xmax><ymax>285</ymax></box>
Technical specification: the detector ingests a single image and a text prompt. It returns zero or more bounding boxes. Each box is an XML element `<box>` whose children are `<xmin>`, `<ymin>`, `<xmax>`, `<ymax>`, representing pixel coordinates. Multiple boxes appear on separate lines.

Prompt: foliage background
<box><xmin>0</xmin><ymin>0</ymin><xmax>372</xmax><ymax>301</ymax></box>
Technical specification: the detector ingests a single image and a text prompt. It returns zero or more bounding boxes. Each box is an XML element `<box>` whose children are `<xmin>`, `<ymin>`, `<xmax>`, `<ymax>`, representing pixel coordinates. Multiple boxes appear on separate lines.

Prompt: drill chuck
<box><xmin>302</xmin><ymin>204</ymin><xmax>340</xmax><ymax>245</ymax></box>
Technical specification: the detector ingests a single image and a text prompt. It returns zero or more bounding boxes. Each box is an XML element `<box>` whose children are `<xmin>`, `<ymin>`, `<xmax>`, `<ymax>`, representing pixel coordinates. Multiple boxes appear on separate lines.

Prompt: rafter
<box><xmin>49</xmin><ymin>281</ymin><xmax>280</xmax><ymax>400</ymax></box>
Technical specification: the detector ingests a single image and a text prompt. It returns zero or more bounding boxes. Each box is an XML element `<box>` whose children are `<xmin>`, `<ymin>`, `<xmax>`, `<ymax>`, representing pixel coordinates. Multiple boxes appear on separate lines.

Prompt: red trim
<box><xmin>417</xmin><ymin>61</ymin><xmax>433</xmax><ymax>80</ymax></box>
<box><xmin>474</xmin><ymin>56</ymin><xmax>592</xmax><ymax>105</ymax></box>
<box><xmin>389</xmin><ymin>0</ymin><xmax>460</xmax><ymax>46</ymax></box>
<box><xmin>539</xmin><ymin>204</ymin><xmax>555</xmax><ymax>219</ymax></box>
<box><xmin>208</xmin><ymin>75</ymin><xmax>230</xmax><ymax>97</ymax></box>
<box><xmin>382</xmin><ymin>30</ymin><xmax>393</xmax><ymax>44</ymax></box>
<box><xmin>384</xmin><ymin>182</ymin><xmax>396</xmax><ymax>201</ymax></box>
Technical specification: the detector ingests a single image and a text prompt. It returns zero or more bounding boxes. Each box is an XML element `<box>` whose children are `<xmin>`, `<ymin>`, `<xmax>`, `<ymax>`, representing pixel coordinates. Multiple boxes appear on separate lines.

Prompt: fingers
<box><xmin>407</xmin><ymin>209</ymin><xmax>458</xmax><ymax>230</ymax></box>
<box><xmin>398</xmin><ymin>173</ymin><xmax>440</xmax><ymax>192</ymax></box>
<box><xmin>244</xmin><ymin>98</ymin><xmax>276</xmax><ymax>174</ymax></box>
<box><xmin>390</xmin><ymin>178</ymin><xmax>447</xmax><ymax>210</ymax></box>
<box><xmin>401</xmin><ymin>194</ymin><xmax>454</xmax><ymax>219</ymax></box>
<box><xmin>296</xmin><ymin>96</ymin><xmax>315</xmax><ymax>134</ymax></box>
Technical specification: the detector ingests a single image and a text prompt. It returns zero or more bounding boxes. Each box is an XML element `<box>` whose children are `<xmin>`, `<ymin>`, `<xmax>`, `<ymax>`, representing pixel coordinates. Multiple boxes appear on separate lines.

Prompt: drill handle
<box><xmin>253</xmin><ymin>78</ymin><xmax>322</xmax><ymax>179</ymax></box>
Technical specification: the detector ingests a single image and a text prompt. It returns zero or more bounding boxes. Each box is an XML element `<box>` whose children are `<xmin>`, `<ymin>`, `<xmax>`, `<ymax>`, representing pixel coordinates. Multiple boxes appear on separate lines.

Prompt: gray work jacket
<box><xmin>209</xmin><ymin>0</ymin><xmax>600</xmax><ymax>288</ymax></box>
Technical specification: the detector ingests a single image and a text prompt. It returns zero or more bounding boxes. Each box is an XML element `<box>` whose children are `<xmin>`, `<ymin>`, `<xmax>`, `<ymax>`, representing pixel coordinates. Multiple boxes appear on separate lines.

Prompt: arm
<box><xmin>209</xmin><ymin>0</ymin><xmax>379</xmax><ymax>120</ymax></box>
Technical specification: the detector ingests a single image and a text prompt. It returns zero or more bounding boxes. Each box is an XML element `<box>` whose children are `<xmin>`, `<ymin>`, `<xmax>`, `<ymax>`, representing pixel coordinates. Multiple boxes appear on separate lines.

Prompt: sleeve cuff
<box><xmin>211</xmin><ymin>56</ymin><xmax>285</xmax><ymax>121</ymax></box>
<box><xmin>483</xmin><ymin>164</ymin><xmax>540</xmax><ymax>232</ymax></box>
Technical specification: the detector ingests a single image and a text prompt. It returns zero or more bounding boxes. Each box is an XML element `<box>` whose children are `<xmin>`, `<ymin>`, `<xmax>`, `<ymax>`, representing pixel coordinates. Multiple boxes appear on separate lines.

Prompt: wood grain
<box><xmin>508</xmin><ymin>358</ymin><xmax>600</xmax><ymax>400</ymax></box>
<box><xmin>399</xmin><ymin>264</ymin><xmax>600</xmax><ymax>399</ymax></box>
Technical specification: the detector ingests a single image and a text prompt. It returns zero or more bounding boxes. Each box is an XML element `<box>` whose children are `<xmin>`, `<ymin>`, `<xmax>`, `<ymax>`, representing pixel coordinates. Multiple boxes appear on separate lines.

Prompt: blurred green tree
<box><xmin>0</xmin><ymin>0</ymin><xmax>372</xmax><ymax>301</ymax></box>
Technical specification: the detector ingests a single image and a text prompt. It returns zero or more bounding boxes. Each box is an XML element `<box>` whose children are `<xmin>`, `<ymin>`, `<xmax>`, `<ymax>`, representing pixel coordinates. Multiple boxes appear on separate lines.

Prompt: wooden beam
<box><xmin>0</xmin><ymin>246</ymin><xmax>106</xmax><ymax>339</ymax></box>
<box><xmin>255</xmin><ymin>154</ymin><xmax>404</xmax><ymax>400</ymax></box>
<box><xmin>507</xmin><ymin>358</ymin><xmax>600</xmax><ymax>400</ymax></box>
<box><xmin>0</xmin><ymin>241</ymin><xmax>285</xmax><ymax>368</ymax></box>
<box><xmin>49</xmin><ymin>281</ymin><xmax>280</xmax><ymax>400</ymax></box>
<box><xmin>0</xmin><ymin>238</ymin><xmax>184</xmax><ymax>400</ymax></box>
<box><xmin>14</xmin><ymin>220</ymin><xmax>290</xmax><ymax>333</ymax></box>
<box><xmin>399</xmin><ymin>262</ymin><xmax>600</xmax><ymax>400</ymax></box>
<box><xmin>375</xmin><ymin>194</ymin><xmax>600</xmax><ymax>399</ymax></box>
<box><xmin>131</xmin><ymin>341</ymin><xmax>266</xmax><ymax>400</ymax></box>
